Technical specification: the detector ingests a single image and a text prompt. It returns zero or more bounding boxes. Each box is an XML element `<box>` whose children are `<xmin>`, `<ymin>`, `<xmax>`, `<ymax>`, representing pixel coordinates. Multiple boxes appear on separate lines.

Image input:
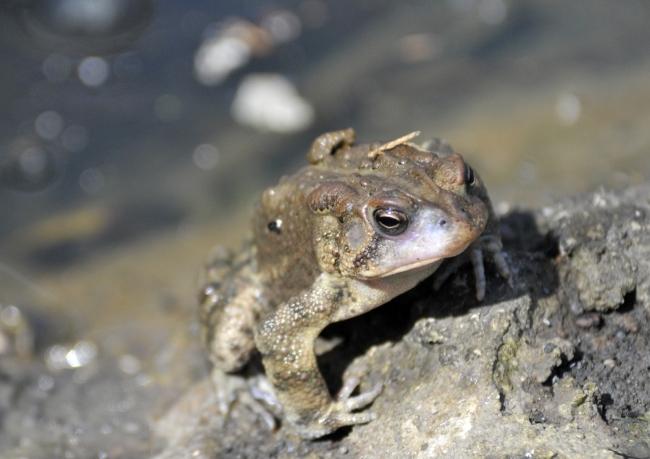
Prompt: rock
<box><xmin>153</xmin><ymin>184</ymin><xmax>650</xmax><ymax>458</ymax></box>
<box><xmin>538</xmin><ymin>187</ymin><xmax>649</xmax><ymax>313</ymax></box>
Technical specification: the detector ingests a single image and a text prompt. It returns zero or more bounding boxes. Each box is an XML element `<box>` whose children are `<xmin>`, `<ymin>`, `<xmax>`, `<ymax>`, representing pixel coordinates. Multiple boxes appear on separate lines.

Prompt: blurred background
<box><xmin>2</xmin><ymin>0</ymin><xmax>650</xmax><ymax>266</ymax></box>
<box><xmin>0</xmin><ymin>0</ymin><xmax>649</xmax><ymax>456</ymax></box>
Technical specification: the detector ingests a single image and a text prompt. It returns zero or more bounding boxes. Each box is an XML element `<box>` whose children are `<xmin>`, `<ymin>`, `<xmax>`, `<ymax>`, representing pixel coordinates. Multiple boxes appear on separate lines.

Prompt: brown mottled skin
<box><xmin>199</xmin><ymin>129</ymin><xmax>509</xmax><ymax>439</ymax></box>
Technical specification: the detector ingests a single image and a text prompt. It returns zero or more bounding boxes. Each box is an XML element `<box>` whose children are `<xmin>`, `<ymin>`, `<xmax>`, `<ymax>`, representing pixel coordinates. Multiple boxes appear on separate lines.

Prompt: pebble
<box><xmin>575</xmin><ymin>313</ymin><xmax>601</xmax><ymax>328</ymax></box>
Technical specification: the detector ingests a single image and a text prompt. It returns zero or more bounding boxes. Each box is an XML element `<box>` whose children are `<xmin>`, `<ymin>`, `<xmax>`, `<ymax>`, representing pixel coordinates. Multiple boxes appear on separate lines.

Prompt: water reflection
<box><xmin>18</xmin><ymin>0</ymin><xmax>154</xmax><ymax>53</ymax></box>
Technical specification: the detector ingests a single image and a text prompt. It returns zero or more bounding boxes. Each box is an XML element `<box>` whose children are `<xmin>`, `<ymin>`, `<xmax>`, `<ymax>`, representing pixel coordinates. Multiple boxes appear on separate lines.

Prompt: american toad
<box><xmin>199</xmin><ymin>128</ymin><xmax>509</xmax><ymax>439</ymax></box>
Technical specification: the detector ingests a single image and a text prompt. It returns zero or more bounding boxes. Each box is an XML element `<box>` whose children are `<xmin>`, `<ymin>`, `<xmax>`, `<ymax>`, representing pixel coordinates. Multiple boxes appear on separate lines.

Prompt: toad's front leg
<box><xmin>254</xmin><ymin>274</ymin><xmax>382</xmax><ymax>439</ymax></box>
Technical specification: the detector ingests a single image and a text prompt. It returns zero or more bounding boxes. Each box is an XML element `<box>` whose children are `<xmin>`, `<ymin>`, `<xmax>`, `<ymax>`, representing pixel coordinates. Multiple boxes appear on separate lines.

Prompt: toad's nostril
<box><xmin>439</xmin><ymin>219</ymin><xmax>447</xmax><ymax>226</ymax></box>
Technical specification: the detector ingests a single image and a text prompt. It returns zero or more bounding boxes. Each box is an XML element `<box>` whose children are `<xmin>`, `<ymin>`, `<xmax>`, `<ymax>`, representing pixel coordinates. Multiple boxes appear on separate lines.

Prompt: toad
<box><xmin>199</xmin><ymin>128</ymin><xmax>509</xmax><ymax>439</ymax></box>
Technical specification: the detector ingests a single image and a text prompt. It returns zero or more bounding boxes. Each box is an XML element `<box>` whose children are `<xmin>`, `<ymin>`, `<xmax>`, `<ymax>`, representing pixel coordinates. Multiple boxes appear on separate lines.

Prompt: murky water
<box><xmin>0</xmin><ymin>0</ymin><xmax>649</xmax><ymax>456</ymax></box>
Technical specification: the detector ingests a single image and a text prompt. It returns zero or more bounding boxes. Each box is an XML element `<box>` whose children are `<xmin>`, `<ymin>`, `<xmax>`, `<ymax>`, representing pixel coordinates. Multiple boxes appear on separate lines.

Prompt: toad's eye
<box><xmin>465</xmin><ymin>164</ymin><xmax>475</xmax><ymax>187</ymax></box>
<box><xmin>373</xmin><ymin>208</ymin><xmax>409</xmax><ymax>236</ymax></box>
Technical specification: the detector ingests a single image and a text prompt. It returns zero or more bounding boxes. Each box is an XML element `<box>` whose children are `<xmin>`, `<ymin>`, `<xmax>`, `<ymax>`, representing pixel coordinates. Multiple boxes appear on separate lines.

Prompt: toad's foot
<box><xmin>433</xmin><ymin>234</ymin><xmax>510</xmax><ymax>301</ymax></box>
<box><xmin>294</xmin><ymin>382</ymin><xmax>383</xmax><ymax>439</ymax></box>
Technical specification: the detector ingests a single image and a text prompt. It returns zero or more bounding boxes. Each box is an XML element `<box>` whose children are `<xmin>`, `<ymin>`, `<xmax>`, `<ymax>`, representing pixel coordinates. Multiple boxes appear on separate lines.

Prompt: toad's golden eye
<box><xmin>373</xmin><ymin>208</ymin><xmax>409</xmax><ymax>236</ymax></box>
<box><xmin>465</xmin><ymin>164</ymin><xmax>475</xmax><ymax>187</ymax></box>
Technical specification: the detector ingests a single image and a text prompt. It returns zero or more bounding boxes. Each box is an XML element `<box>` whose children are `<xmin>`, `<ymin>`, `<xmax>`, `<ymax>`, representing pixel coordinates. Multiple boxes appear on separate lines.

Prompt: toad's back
<box><xmin>252</xmin><ymin>135</ymin><xmax>485</xmax><ymax>308</ymax></box>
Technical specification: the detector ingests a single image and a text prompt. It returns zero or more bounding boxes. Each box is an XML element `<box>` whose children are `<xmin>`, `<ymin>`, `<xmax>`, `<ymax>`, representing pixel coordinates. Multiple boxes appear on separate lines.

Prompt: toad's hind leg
<box><xmin>199</xmin><ymin>245</ymin><xmax>264</xmax><ymax>373</ymax></box>
<box><xmin>201</xmin><ymin>282</ymin><xmax>263</xmax><ymax>372</ymax></box>
<box><xmin>199</xmin><ymin>246</ymin><xmax>265</xmax><ymax>417</ymax></box>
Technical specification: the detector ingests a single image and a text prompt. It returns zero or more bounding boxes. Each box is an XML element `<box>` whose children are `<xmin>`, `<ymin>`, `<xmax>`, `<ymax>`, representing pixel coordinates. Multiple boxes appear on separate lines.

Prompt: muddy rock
<box><xmin>153</xmin><ymin>184</ymin><xmax>650</xmax><ymax>458</ymax></box>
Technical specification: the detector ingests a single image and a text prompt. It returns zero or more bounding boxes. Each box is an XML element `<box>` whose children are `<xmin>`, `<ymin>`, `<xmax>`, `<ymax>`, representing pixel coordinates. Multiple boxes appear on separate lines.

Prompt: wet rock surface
<box><xmin>152</xmin><ymin>184</ymin><xmax>650</xmax><ymax>458</ymax></box>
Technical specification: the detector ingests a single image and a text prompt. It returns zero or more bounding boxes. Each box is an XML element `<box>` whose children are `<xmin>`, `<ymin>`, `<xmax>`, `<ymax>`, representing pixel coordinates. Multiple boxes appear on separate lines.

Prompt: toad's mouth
<box><xmin>370</xmin><ymin>237</ymin><xmax>474</xmax><ymax>279</ymax></box>
<box><xmin>377</xmin><ymin>257</ymin><xmax>444</xmax><ymax>277</ymax></box>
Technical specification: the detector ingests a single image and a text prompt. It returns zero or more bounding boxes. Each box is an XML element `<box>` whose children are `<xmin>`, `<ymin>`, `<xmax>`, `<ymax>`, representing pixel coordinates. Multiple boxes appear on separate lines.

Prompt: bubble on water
<box><xmin>261</xmin><ymin>10</ymin><xmax>301</xmax><ymax>44</ymax></box>
<box><xmin>0</xmin><ymin>140</ymin><xmax>59</xmax><ymax>191</ymax></box>
<box><xmin>78</xmin><ymin>56</ymin><xmax>110</xmax><ymax>87</ymax></box>
<box><xmin>35</xmin><ymin>111</ymin><xmax>64</xmax><ymax>140</ymax></box>
<box><xmin>193</xmin><ymin>144</ymin><xmax>220</xmax><ymax>170</ymax></box>
<box><xmin>19</xmin><ymin>147</ymin><xmax>48</xmax><ymax>176</ymax></box>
